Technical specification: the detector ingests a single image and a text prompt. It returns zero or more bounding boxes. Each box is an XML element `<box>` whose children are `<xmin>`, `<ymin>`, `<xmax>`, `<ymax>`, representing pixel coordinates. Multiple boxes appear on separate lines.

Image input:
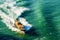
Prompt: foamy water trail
<box><xmin>0</xmin><ymin>0</ymin><xmax>31</xmax><ymax>33</ymax></box>
<box><xmin>0</xmin><ymin>10</ymin><xmax>25</xmax><ymax>34</ymax></box>
<box><xmin>0</xmin><ymin>8</ymin><xmax>30</xmax><ymax>34</ymax></box>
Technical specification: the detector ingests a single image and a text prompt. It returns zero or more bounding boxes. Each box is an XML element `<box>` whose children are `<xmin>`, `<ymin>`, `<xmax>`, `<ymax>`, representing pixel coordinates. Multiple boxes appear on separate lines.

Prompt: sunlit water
<box><xmin>0</xmin><ymin>0</ymin><xmax>60</xmax><ymax>40</ymax></box>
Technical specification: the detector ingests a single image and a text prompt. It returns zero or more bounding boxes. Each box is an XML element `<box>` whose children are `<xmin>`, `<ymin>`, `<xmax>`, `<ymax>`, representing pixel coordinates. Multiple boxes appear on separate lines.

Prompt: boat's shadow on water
<box><xmin>25</xmin><ymin>27</ymin><xmax>40</xmax><ymax>37</ymax></box>
<box><xmin>0</xmin><ymin>34</ymin><xmax>23</xmax><ymax>40</ymax></box>
<box><xmin>23</xmin><ymin>27</ymin><xmax>40</xmax><ymax>40</ymax></box>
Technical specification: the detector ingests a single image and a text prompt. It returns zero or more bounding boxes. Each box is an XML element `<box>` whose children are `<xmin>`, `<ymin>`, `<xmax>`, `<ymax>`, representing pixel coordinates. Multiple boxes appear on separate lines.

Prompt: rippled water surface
<box><xmin>0</xmin><ymin>0</ymin><xmax>60</xmax><ymax>40</ymax></box>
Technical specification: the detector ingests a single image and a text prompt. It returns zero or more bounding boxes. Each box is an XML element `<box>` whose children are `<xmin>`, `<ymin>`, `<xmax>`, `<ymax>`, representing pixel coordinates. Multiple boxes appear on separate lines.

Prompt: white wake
<box><xmin>0</xmin><ymin>0</ymin><xmax>30</xmax><ymax>33</ymax></box>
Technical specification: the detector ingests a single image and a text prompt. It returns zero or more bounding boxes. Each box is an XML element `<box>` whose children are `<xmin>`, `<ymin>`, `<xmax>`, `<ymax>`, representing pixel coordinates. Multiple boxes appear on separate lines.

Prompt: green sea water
<box><xmin>0</xmin><ymin>0</ymin><xmax>60</xmax><ymax>40</ymax></box>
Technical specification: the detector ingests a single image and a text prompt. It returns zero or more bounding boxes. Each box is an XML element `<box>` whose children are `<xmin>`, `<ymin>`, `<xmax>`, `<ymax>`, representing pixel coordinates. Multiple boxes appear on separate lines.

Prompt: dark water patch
<box><xmin>25</xmin><ymin>27</ymin><xmax>39</xmax><ymax>37</ymax></box>
<box><xmin>20</xmin><ymin>10</ymin><xmax>32</xmax><ymax>18</ymax></box>
<box><xmin>0</xmin><ymin>34</ymin><xmax>23</xmax><ymax>40</ymax></box>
